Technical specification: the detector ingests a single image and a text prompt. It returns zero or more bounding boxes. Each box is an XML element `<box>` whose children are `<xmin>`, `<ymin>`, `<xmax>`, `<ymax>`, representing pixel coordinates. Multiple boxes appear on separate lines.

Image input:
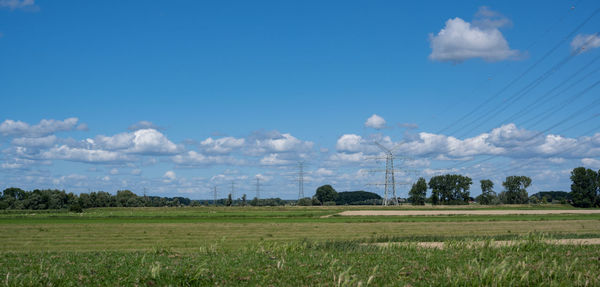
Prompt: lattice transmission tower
<box><xmin>367</xmin><ymin>142</ymin><xmax>418</xmax><ymax>206</ymax></box>
<box><xmin>375</xmin><ymin>142</ymin><xmax>398</xmax><ymax>206</ymax></box>
<box><xmin>255</xmin><ymin>177</ymin><xmax>260</xmax><ymax>199</ymax></box>
<box><xmin>298</xmin><ymin>161</ymin><xmax>305</xmax><ymax>199</ymax></box>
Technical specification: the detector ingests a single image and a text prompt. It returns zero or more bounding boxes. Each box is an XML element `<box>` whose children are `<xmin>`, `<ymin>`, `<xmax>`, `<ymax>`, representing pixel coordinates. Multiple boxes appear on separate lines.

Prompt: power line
<box><xmin>441</xmin><ymin>6</ymin><xmax>600</xmax><ymax>137</ymax></box>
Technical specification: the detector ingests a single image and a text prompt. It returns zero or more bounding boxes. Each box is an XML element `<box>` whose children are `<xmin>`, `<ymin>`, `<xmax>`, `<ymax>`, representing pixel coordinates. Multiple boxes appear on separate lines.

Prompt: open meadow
<box><xmin>1</xmin><ymin>205</ymin><xmax>600</xmax><ymax>286</ymax></box>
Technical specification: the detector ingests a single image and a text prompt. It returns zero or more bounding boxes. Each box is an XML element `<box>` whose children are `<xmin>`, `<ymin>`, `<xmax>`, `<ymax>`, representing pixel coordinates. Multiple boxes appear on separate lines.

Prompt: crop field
<box><xmin>1</xmin><ymin>205</ymin><xmax>600</xmax><ymax>286</ymax></box>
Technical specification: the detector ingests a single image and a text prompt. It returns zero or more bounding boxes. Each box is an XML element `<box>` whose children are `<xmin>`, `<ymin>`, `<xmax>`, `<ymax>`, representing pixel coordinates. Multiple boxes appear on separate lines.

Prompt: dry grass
<box><xmin>2</xmin><ymin>220</ymin><xmax>600</xmax><ymax>252</ymax></box>
<box><xmin>337</xmin><ymin>209</ymin><xmax>600</xmax><ymax>216</ymax></box>
<box><xmin>371</xmin><ymin>238</ymin><xmax>600</xmax><ymax>248</ymax></box>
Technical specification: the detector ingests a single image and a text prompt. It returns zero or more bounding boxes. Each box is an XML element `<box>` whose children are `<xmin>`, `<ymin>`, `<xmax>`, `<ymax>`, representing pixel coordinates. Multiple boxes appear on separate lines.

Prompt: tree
<box><xmin>476</xmin><ymin>179</ymin><xmax>497</xmax><ymax>205</ymax></box>
<box><xmin>499</xmin><ymin>176</ymin><xmax>531</xmax><ymax>204</ymax></box>
<box><xmin>249</xmin><ymin>197</ymin><xmax>259</xmax><ymax>206</ymax></box>
<box><xmin>116</xmin><ymin>190</ymin><xmax>137</xmax><ymax>207</ymax></box>
<box><xmin>335</xmin><ymin>191</ymin><xmax>381</xmax><ymax>205</ymax></box>
<box><xmin>570</xmin><ymin>167</ymin><xmax>599</xmax><ymax>208</ymax></box>
<box><xmin>428</xmin><ymin>174</ymin><xmax>472</xmax><ymax>205</ymax></box>
<box><xmin>242</xmin><ymin>194</ymin><xmax>247</xmax><ymax>206</ymax></box>
<box><xmin>315</xmin><ymin>185</ymin><xmax>338</xmax><ymax>205</ymax></box>
<box><xmin>408</xmin><ymin>178</ymin><xmax>427</xmax><ymax>205</ymax></box>
<box><xmin>297</xmin><ymin>197</ymin><xmax>313</xmax><ymax>206</ymax></box>
<box><xmin>226</xmin><ymin>193</ymin><xmax>233</xmax><ymax>207</ymax></box>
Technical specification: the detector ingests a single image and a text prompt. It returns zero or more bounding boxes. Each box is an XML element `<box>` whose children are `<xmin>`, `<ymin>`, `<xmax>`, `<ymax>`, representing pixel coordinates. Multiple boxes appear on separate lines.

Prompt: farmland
<box><xmin>1</xmin><ymin>205</ymin><xmax>600</xmax><ymax>285</ymax></box>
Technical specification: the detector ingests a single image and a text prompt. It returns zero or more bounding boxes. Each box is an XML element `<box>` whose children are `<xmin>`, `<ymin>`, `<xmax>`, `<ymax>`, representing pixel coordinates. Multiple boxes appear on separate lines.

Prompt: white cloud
<box><xmin>172</xmin><ymin>150</ymin><xmax>241</xmax><ymax>166</ymax></box>
<box><xmin>131</xmin><ymin>169</ymin><xmax>142</xmax><ymax>175</ymax></box>
<box><xmin>94</xmin><ymin>129</ymin><xmax>181</xmax><ymax>155</ymax></box>
<box><xmin>259</xmin><ymin>153</ymin><xmax>291</xmax><ymax>165</ymax></box>
<box><xmin>1</xmin><ymin>162</ymin><xmax>23</xmax><ymax>169</ymax></box>
<box><xmin>571</xmin><ymin>33</ymin><xmax>600</xmax><ymax>53</ymax></box>
<box><xmin>163</xmin><ymin>170</ymin><xmax>176</xmax><ymax>182</ymax></box>
<box><xmin>201</xmin><ymin>137</ymin><xmax>245</xmax><ymax>154</ymax></box>
<box><xmin>247</xmin><ymin>131</ymin><xmax>314</xmax><ymax>156</ymax></box>
<box><xmin>365</xmin><ymin>114</ymin><xmax>386</xmax><ymax>129</ymax></box>
<box><xmin>0</xmin><ymin>0</ymin><xmax>37</xmax><ymax>10</ymax></box>
<box><xmin>0</xmin><ymin>118</ymin><xmax>83</xmax><ymax>137</ymax></box>
<box><xmin>128</xmin><ymin>121</ymin><xmax>160</xmax><ymax>131</ymax></box>
<box><xmin>110</xmin><ymin>168</ymin><xmax>119</xmax><ymax>175</ymax></box>
<box><xmin>336</xmin><ymin>134</ymin><xmax>364</xmax><ymax>152</ymax></box>
<box><xmin>429</xmin><ymin>7</ymin><xmax>518</xmax><ymax>63</ymax></box>
<box><xmin>329</xmin><ymin>152</ymin><xmax>366</xmax><ymax>163</ymax></box>
<box><xmin>581</xmin><ymin>158</ymin><xmax>600</xmax><ymax>169</ymax></box>
<box><xmin>11</xmin><ymin>135</ymin><xmax>56</xmax><ymax>147</ymax></box>
<box><xmin>41</xmin><ymin>145</ymin><xmax>131</xmax><ymax>163</ymax></box>
<box><xmin>315</xmin><ymin>168</ymin><xmax>334</xmax><ymax>176</ymax></box>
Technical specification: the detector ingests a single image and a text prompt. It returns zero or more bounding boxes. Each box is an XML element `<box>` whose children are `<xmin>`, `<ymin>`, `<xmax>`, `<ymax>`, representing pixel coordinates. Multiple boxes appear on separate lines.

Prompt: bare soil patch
<box><xmin>338</xmin><ymin>209</ymin><xmax>600</xmax><ymax>216</ymax></box>
<box><xmin>371</xmin><ymin>238</ymin><xmax>600</xmax><ymax>249</ymax></box>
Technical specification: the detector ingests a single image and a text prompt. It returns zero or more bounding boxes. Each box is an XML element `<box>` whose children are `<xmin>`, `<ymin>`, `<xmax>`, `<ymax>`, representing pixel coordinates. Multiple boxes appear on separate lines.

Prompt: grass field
<box><xmin>1</xmin><ymin>205</ymin><xmax>600</xmax><ymax>286</ymax></box>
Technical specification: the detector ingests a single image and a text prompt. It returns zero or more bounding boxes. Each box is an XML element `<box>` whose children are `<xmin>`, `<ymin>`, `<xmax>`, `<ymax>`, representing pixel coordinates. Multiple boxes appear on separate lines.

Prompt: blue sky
<box><xmin>1</xmin><ymin>0</ymin><xmax>600</xmax><ymax>199</ymax></box>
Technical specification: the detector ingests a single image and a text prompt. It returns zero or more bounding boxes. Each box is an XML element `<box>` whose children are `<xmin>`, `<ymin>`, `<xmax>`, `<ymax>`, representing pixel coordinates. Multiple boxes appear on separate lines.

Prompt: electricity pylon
<box><xmin>374</xmin><ymin>142</ymin><xmax>398</xmax><ymax>206</ymax></box>
<box><xmin>255</xmin><ymin>177</ymin><xmax>260</xmax><ymax>199</ymax></box>
<box><xmin>298</xmin><ymin>161</ymin><xmax>305</xmax><ymax>199</ymax></box>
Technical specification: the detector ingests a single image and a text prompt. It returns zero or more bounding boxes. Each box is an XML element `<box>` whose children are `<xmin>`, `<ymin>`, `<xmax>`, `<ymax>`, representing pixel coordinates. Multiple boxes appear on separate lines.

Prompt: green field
<box><xmin>1</xmin><ymin>205</ymin><xmax>600</xmax><ymax>286</ymax></box>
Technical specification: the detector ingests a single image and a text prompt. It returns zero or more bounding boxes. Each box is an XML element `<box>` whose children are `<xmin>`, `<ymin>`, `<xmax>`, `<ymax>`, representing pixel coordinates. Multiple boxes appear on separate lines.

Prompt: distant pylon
<box><xmin>213</xmin><ymin>186</ymin><xmax>217</xmax><ymax>206</ymax></box>
<box><xmin>298</xmin><ymin>161</ymin><xmax>305</xmax><ymax>199</ymax></box>
<box><xmin>255</xmin><ymin>177</ymin><xmax>260</xmax><ymax>199</ymax></box>
<box><xmin>375</xmin><ymin>142</ymin><xmax>398</xmax><ymax>206</ymax></box>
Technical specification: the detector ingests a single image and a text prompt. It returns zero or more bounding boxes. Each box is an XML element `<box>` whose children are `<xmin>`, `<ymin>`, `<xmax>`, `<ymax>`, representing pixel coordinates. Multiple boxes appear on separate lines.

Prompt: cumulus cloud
<box><xmin>581</xmin><ymin>158</ymin><xmax>600</xmax><ymax>169</ymax></box>
<box><xmin>336</xmin><ymin>134</ymin><xmax>364</xmax><ymax>153</ymax></box>
<box><xmin>128</xmin><ymin>121</ymin><xmax>161</xmax><ymax>131</ymax></box>
<box><xmin>172</xmin><ymin>150</ymin><xmax>241</xmax><ymax>166</ymax></box>
<box><xmin>0</xmin><ymin>0</ymin><xmax>37</xmax><ymax>11</ymax></box>
<box><xmin>315</xmin><ymin>168</ymin><xmax>334</xmax><ymax>176</ymax></box>
<box><xmin>247</xmin><ymin>131</ymin><xmax>314</xmax><ymax>156</ymax></box>
<box><xmin>571</xmin><ymin>33</ymin><xmax>600</xmax><ymax>53</ymax></box>
<box><xmin>429</xmin><ymin>7</ymin><xmax>519</xmax><ymax>63</ymax></box>
<box><xmin>41</xmin><ymin>145</ymin><xmax>131</xmax><ymax>163</ymax></box>
<box><xmin>259</xmin><ymin>153</ymin><xmax>291</xmax><ymax>165</ymax></box>
<box><xmin>11</xmin><ymin>135</ymin><xmax>56</xmax><ymax>147</ymax></box>
<box><xmin>0</xmin><ymin>118</ymin><xmax>84</xmax><ymax>137</ymax></box>
<box><xmin>200</xmin><ymin>137</ymin><xmax>245</xmax><ymax>154</ymax></box>
<box><xmin>93</xmin><ymin>129</ymin><xmax>181</xmax><ymax>155</ymax></box>
<box><xmin>364</xmin><ymin>114</ymin><xmax>386</xmax><ymax>129</ymax></box>
<box><xmin>163</xmin><ymin>171</ymin><xmax>176</xmax><ymax>182</ymax></box>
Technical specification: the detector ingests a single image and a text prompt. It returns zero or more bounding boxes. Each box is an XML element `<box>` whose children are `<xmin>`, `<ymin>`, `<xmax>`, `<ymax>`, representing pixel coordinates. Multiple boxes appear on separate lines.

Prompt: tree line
<box><xmin>0</xmin><ymin>188</ymin><xmax>293</xmax><ymax>211</ymax></box>
<box><xmin>406</xmin><ymin>167</ymin><xmax>600</xmax><ymax>207</ymax></box>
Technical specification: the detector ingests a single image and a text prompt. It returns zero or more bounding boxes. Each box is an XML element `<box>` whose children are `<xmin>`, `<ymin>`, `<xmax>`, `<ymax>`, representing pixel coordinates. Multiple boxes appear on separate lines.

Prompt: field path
<box><xmin>337</xmin><ymin>209</ymin><xmax>600</xmax><ymax>216</ymax></box>
<box><xmin>372</xmin><ymin>238</ymin><xmax>600</xmax><ymax>249</ymax></box>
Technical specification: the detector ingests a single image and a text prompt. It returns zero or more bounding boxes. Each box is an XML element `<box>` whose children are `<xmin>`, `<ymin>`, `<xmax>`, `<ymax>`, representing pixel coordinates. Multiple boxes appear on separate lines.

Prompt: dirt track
<box><xmin>338</xmin><ymin>209</ymin><xmax>600</xmax><ymax>216</ymax></box>
<box><xmin>372</xmin><ymin>238</ymin><xmax>600</xmax><ymax>249</ymax></box>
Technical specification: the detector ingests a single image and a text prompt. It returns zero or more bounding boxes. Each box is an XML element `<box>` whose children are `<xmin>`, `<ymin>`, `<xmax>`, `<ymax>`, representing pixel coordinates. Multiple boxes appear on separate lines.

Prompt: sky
<box><xmin>1</xmin><ymin>0</ymin><xmax>600</xmax><ymax>199</ymax></box>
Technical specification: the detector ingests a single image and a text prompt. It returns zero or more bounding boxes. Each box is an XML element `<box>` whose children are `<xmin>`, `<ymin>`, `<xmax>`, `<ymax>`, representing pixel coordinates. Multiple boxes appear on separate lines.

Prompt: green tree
<box><xmin>315</xmin><ymin>185</ymin><xmax>338</xmax><ymax>205</ymax></box>
<box><xmin>408</xmin><ymin>177</ymin><xmax>427</xmax><ymax>205</ymax></box>
<box><xmin>242</xmin><ymin>194</ymin><xmax>247</xmax><ymax>206</ymax></box>
<box><xmin>116</xmin><ymin>190</ymin><xmax>137</xmax><ymax>207</ymax></box>
<box><xmin>476</xmin><ymin>179</ymin><xmax>497</xmax><ymax>205</ymax></box>
<box><xmin>297</xmin><ymin>197</ymin><xmax>313</xmax><ymax>206</ymax></box>
<box><xmin>499</xmin><ymin>176</ymin><xmax>532</xmax><ymax>204</ymax></box>
<box><xmin>226</xmin><ymin>193</ymin><xmax>233</xmax><ymax>207</ymax></box>
<box><xmin>428</xmin><ymin>174</ymin><xmax>472</xmax><ymax>205</ymax></box>
<box><xmin>569</xmin><ymin>167</ymin><xmax>599</xmax><ymax>208</ymax></box>
<box><xmin>249</xmin><ymin>197</ymin><xmax>258</xmax><ymax>206</ymax></box>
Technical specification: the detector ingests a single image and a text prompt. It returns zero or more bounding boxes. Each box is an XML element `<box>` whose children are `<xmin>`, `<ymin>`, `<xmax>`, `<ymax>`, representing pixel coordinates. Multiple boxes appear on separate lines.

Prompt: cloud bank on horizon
<box><xmin>1</xmin><ymin>115</ymin><xmax>598</xmax><ymax>198</ymax></box>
